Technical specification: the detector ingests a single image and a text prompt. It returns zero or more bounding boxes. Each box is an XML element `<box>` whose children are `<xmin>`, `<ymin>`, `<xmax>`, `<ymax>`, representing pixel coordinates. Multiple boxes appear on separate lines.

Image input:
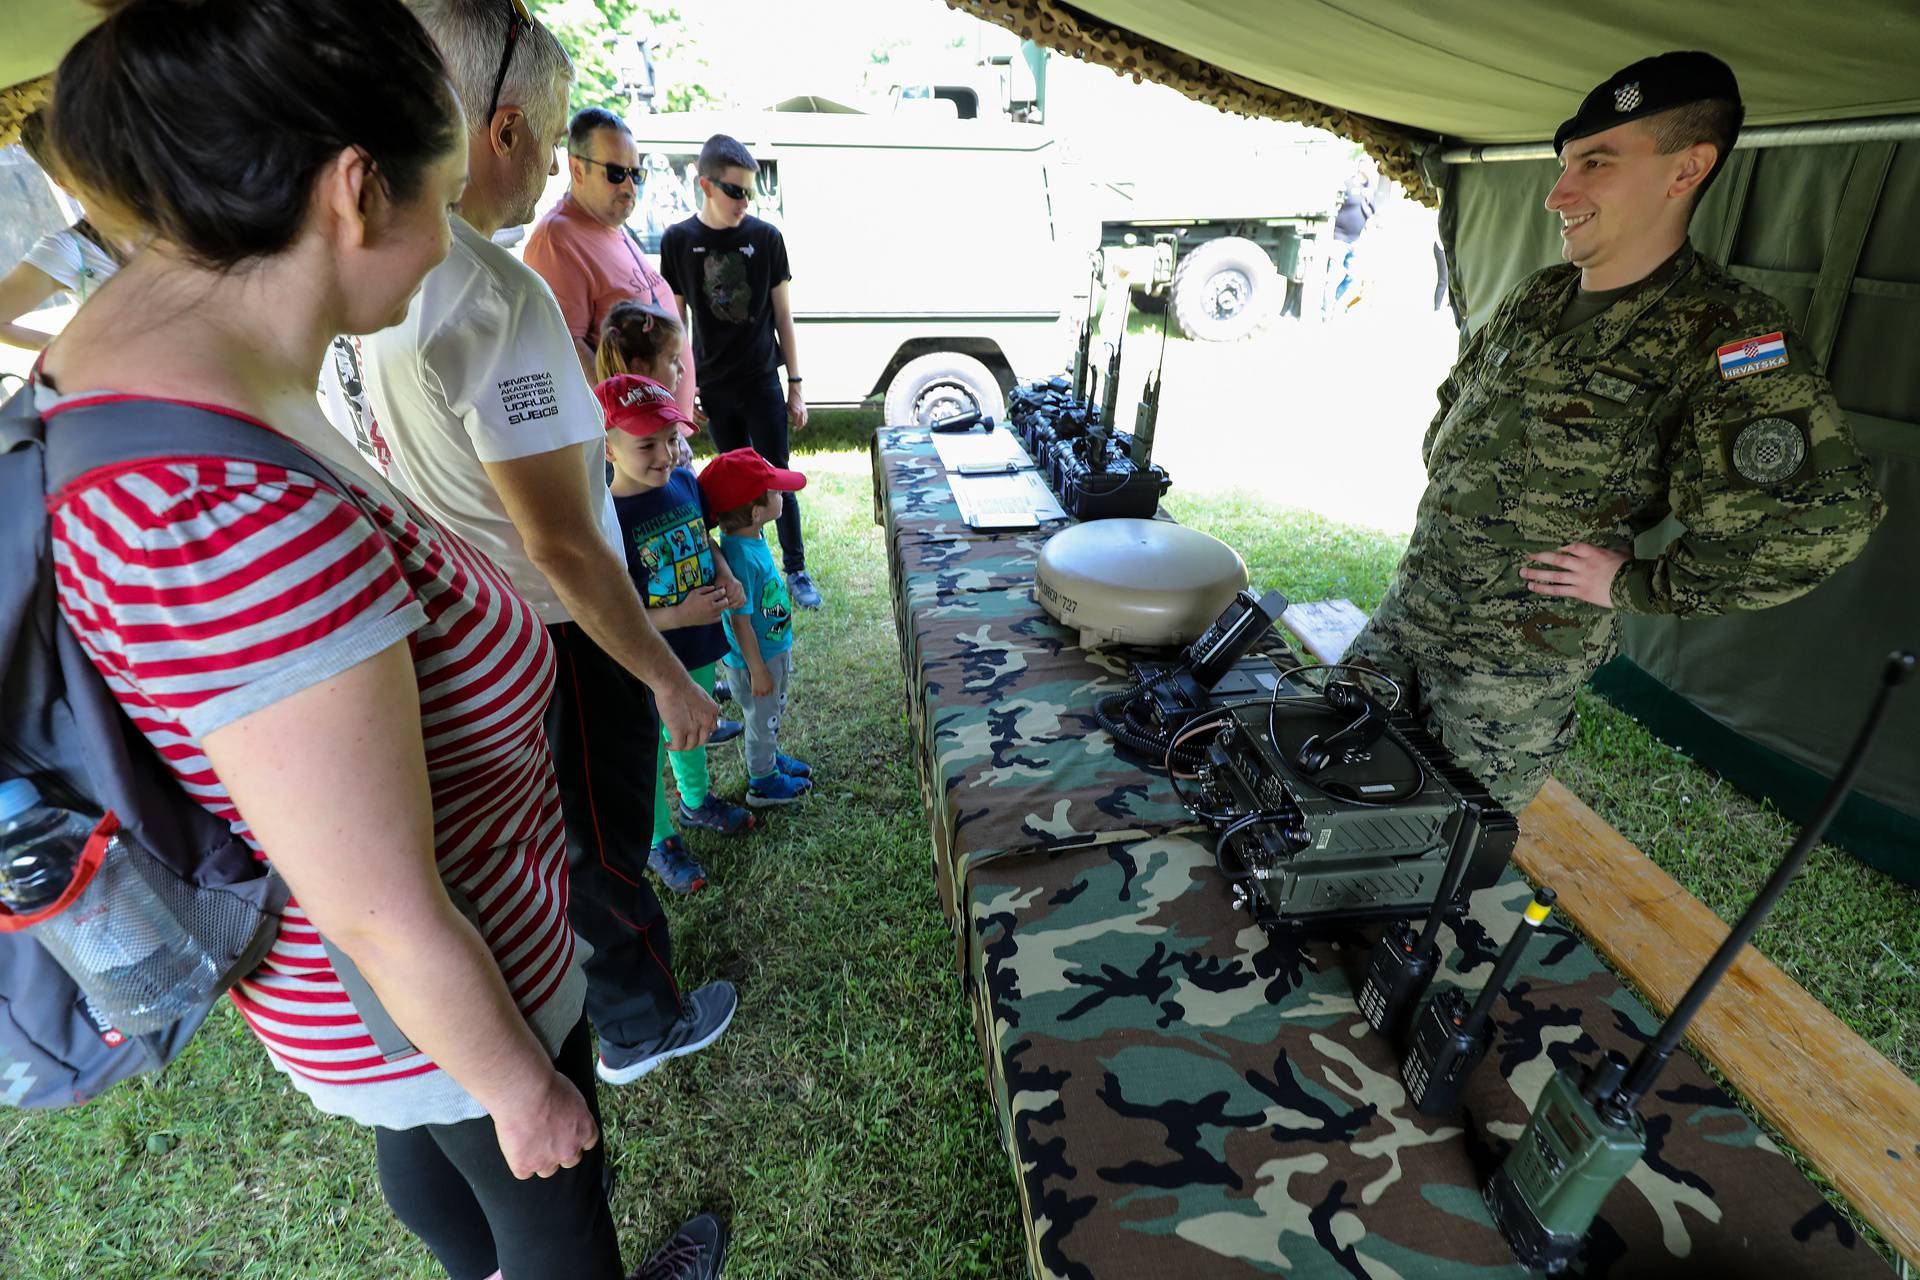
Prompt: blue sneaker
<box><xmin>676</xmin><ymin>793</ymin><xmax>754</xmax><ymax>836</ymax></box>
<box><xmin>774</xmin><ymin>752</ymin><xmax>812</xmax><ymax>779</ymax></box>
<box><xmin>596</xmin><ymin>980</ymin><xmax>737</xmax><ymax>1086</ymax></box>
<box><xmin>647</xmin><ymin>835</ymin><xmax>708</xmax><ymax>894</ymax></box>
<box><xmin>746</xmin><ymin>770</ymin><xmax>812</xmax><ymax>807</ymax></box>
<box><xmin>709</xmin><ymin>718</ymin><xmax>743</xmax><ymax>746</ymax></box>
<box><xmin>787</xmin><ymin>570</ymin><xmax>823</xmax><ymax>610</ymax></box>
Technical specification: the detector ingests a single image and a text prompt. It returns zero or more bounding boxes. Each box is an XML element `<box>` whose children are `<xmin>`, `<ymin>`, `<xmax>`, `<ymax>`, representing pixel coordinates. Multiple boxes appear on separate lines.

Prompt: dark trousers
<box><xmin>704</xmin><ymin>369</ymin><xmax>804</xmax><ymax>573</ymax></box>
<box><xmin>375</xmin><ymin>1018</ymin><xmax>622</xmax><ymax>1280</ymax></box>
<box><xmin>543</xmin><ymin>622</ymin><xmax>683</xmax><ymax>1048</ymax></box>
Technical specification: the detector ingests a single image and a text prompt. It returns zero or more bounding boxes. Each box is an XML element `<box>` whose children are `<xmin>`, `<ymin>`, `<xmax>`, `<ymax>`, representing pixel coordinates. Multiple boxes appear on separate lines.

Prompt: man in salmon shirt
<box><xmin>524</xmin><ymin>106</ymin><xmax>694</xmax><ymax>410</ymax></box>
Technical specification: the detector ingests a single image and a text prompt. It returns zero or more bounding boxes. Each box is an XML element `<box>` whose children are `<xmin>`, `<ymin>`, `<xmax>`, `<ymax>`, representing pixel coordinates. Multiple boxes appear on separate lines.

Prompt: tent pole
<box><xmin>1438</xmin><ymin>113</ymin><xmax>1920</xmax><ymax>163</ymax></box>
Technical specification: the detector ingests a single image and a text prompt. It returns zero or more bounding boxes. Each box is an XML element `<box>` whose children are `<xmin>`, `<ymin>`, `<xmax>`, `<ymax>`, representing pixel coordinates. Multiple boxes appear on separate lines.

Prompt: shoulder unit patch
<box><xmin>1726</xmin><ymin>415</ymin><xmax>1810</xmax><ymax>485</ymax></box>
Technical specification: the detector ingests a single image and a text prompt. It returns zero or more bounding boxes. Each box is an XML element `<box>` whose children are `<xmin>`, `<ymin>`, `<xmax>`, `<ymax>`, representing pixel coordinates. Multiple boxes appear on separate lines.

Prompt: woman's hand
<box><xmin>494</xmin><ymin>1068</ymin><xmax>600</xmax><ymax>1179</ymax></box>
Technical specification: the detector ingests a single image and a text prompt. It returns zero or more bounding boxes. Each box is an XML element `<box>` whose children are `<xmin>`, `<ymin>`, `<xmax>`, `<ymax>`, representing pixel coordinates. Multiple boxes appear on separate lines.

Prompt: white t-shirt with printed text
<box><xmin>361</xmin><ymin>216</ymin><xmax>619</xmax><ymax>624</ymax></box>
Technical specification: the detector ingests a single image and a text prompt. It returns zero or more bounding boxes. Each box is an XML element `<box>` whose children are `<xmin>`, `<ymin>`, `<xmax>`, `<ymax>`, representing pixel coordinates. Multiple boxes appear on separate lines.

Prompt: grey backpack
<box><xmin>0</xmin><ymin>384</ymin><xmax>369</xmax><ymax>1108</ymax></box>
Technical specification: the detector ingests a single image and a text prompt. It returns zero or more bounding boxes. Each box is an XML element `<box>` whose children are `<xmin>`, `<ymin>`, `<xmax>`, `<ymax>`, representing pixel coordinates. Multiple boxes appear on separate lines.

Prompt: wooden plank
<box><xmin>1515</xmin><ymin>780</ymin><xmax>1920</xmax><ymax>1265</ymax></box>
<box><xmin>1281</xmin><ymin>598</ymin><xmax>1368</xmax><ymax>665</ymax></box>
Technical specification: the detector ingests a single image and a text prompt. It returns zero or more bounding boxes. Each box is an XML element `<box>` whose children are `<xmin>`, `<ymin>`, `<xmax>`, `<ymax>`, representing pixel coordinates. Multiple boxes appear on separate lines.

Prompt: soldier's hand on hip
<box><xmin>1521</xmin><ymin>542</ymin><xmax>1629</xmax><ymax>609</ymax></box>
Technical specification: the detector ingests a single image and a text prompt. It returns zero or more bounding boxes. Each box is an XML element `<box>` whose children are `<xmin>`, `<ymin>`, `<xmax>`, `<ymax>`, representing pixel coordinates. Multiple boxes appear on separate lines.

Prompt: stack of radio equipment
<box><xmin>1006</xmin><ymin>267</ymin><xmax>1171</xmax><ymax>521</ymax></box>
<box><xmin>1093</xmin><ymin>587</ymin><xmax>1519</xmax><ymax>933</ymax></box>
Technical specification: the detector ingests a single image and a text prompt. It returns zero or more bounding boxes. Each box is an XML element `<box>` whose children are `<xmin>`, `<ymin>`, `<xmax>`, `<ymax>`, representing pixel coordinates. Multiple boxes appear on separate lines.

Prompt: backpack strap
<box><xmin>34</xmin><ymin>393</ymin><xmax>367</xmax><ymax>512</ymax></box>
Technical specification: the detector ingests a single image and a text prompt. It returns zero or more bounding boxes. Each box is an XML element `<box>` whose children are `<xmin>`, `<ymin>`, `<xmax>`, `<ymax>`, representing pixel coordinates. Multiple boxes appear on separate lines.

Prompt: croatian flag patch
<box><xmin>1717</xmin><ymin>331</ymin><xmax>1788</xmax><ymax>381</ymax></box>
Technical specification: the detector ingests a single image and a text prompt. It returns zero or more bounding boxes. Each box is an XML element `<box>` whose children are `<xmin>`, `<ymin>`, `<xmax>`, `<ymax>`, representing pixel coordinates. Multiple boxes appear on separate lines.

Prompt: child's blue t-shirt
<box><xmin>717</xmin><ymin>532</ymin><xmax>794</xmax><ymax>669</ymax></box>
<box><xmin>612</xmin><ymin>468</ymin><xmax>729</xmax><ymax>671</ymax></box>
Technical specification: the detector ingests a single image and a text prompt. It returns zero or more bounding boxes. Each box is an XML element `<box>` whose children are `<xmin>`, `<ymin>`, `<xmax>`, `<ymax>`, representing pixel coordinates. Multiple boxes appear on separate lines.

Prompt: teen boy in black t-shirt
<box><xmin>660</xmin><ymin>134</ymin><xmax>821</xmax><ymax>609</ymax></box>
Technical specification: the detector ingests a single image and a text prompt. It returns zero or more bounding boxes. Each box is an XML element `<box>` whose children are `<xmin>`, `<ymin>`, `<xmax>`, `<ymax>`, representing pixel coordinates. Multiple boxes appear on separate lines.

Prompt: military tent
<box><xmin>4</xmin><ymin>1</ymin><xmax>1916</xmax><ymax>876</ymax></box>
<box><xmin>945</xmin><ymin>0</ymin><xmax>1920</xmax><ymax>881</ymax></box>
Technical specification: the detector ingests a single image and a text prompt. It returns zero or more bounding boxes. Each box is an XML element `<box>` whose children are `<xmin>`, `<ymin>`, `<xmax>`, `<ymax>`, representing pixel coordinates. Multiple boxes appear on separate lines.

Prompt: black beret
<box><xmin>1554</xmin><ymin>51</ymin><xmax>1742</xmax><ymax>154</ymax></box>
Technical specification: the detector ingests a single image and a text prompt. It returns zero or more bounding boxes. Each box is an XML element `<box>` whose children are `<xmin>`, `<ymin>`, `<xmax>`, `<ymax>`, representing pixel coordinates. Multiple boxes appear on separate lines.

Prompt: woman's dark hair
<box><xmin>595</xmin><ymin>300</ymin><xmax>682</xmax><ymax>383</ymax></box>
<box><xmin>50</xmin><ymin>0</ymin><xmax>461</xmax><ymax>270</ymax></box>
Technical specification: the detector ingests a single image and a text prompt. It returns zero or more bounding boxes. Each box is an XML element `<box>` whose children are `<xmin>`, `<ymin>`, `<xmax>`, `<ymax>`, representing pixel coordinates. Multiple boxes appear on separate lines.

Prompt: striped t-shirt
<box><xmin>44</xmin><ymin>392</ymin><xmax>584</xmax><ymax>1129</ymax></box>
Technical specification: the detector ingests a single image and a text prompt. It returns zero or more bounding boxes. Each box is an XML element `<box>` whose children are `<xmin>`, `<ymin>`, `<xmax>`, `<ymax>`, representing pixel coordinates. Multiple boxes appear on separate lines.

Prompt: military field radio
<box><xmin>1401</xmin><ymin>887</ymin><xmax>1555</xmax><ymax>1115</ymax></box>
<box><xmin>1094</xmin><ymin>590</ymin><xmax>1519</xmax><ymax>932</ymax></box>
<box><xmin>1483</xmin><ymin>651</ymin><xmax>1912</xmax><ymax>1273</ymax></box>
<box><xmin>1007</xmin><ymin>247</ymin><xmax>1171</xmax><ymax>522</ymax></box>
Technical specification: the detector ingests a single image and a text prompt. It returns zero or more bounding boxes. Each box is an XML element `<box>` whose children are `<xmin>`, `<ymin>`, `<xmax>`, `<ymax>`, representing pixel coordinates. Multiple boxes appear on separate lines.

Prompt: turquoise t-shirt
<box><xmin>717</xmin><ymin>532</ymin><xmax>793</xmax><ymax>669</ymax></box>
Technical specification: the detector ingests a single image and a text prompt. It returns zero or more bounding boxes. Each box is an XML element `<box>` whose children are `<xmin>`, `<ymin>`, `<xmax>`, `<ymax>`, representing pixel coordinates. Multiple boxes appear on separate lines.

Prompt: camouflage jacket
<box><xmin>1396</xmin><ymin>241</ymin><xmax>1884</xmax><ymax>671</ymax></box>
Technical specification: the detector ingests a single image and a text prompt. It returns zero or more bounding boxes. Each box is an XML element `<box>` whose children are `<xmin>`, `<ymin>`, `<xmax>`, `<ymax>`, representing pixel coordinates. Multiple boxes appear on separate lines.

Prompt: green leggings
<box><xmin>651</xmin><ymin>661</ymin><xmax>716</xmax><ymax>844</ymax></box>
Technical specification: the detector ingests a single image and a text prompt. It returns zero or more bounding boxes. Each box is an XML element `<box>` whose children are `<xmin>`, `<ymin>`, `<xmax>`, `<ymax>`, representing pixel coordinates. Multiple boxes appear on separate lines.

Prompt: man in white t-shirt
<box><xmin>359</xmin><ymin>14</ymin><xmax>737</xmax><ymax>1238</ymax></box>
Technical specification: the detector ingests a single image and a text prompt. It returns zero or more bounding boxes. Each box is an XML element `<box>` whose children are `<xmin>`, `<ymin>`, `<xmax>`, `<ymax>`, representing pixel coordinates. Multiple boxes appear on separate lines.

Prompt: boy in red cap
<box><xmin>699</xmin><ymin>448</ymin><xmax>814</xmax><ymax>806</ymax></box>
<box><xmin>597</xmin><ymin>374</ymin><xmax>755</xmax><ymax>897</ymax></box>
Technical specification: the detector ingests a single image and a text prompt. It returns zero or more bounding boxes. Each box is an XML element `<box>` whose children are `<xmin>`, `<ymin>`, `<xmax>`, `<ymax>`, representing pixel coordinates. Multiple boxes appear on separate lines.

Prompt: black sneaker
<box><xmin>787</xmin><ymin>570</ymin><xmax>822</xmax><ymax>610</ymax></box>
<box><xmin>596</xmin><ymin>980</ymin><xmax>738</xmax><ymax>1085</ymax></box>
<box><xmin>627</xmin><ymin>1212</ymin><xmax>728</xmax><ymax>1280</ymax></box>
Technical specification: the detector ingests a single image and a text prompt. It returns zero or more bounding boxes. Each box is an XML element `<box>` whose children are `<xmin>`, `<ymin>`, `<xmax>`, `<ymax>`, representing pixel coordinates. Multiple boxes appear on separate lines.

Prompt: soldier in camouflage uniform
<box><xmin>1346</xmin><ymin>51</ymin><xmax>1885</xmax><ymax>812</ymax></box>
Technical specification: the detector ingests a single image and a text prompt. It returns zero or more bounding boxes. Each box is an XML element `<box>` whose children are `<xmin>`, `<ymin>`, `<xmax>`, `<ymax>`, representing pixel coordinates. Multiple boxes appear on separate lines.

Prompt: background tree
<box><xmin>530</xmin><ymin>0</ymin><xmax>718</xmax><ymax>118</ymax></box>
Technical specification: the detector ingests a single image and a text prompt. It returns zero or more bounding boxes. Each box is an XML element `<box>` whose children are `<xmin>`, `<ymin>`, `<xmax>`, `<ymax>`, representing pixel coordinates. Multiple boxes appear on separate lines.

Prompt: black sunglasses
<box><xmin>484</xmin><ymin>0</ymin><xmax>535</xmax><ymax>123</ymax></box>
<box><xmin>573</xmin><ymin>155</ymin><xmax>640</xmax><ymax>185</ymax></box>
<box><xmin>708</xmin><ymin>177</ymin><xmax>752</xmax><ymax>201</ymax></box>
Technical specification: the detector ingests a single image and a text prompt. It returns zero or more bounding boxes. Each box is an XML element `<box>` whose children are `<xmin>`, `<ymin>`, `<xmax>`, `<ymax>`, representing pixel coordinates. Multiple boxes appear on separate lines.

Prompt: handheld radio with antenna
<box><xmin>1402</xmin><ymin>887</ymin><xmax>1556</xmax><ymax>1115</ymax></box>
<box><xmin>1131</xmin><ymin>234</ymin><xmax>1177</xmax><ymax>471</ymax></box>
<box><xmin>1483</xmin><ymin>650</ymin><xmax>1913</xmax><ymax>1273</ymax></box>
<box><xmin>1357</xmin><ymin>802</ymin><xmax>1486</xmax><ymax>1042</ymax></box>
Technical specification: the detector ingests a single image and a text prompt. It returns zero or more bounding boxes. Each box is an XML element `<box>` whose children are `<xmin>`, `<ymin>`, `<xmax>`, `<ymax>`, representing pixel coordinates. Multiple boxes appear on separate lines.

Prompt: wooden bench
<box><xmin>1282</xmin><ymin>598</ymin><xmax>1920</xmax><ymax>1266</ymax></box>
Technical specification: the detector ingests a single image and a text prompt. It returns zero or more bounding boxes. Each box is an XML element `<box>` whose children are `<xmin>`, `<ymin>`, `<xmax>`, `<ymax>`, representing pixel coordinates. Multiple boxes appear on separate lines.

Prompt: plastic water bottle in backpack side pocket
<box><xmin>0</xmin><ymin>779</ymin><xmax>221</xmax><ymax>1033</ymax></box>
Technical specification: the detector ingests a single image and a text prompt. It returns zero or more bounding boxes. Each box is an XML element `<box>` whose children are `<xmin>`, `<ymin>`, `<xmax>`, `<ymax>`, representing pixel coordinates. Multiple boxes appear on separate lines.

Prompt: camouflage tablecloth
<box><xmin>872</xmin><ymin>429</ymin><xmax>1883</xmax><ymax>1278</ymax></box>
<box><xmin>875</xmin><ymin>427</ymin><xmax>1212</xmax><ymax>928</ymax></box>
<box><xmin>966</xmin><ymin>837</ymin><xmax>1881</xmax><ymax>1278</ymax></box>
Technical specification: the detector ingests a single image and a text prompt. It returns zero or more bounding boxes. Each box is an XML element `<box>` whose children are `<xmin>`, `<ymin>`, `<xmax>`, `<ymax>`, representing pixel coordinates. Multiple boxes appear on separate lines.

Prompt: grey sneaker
<box><xmin>627</xmin><ymin>1211</ymin><xmax>728</xmax><ymax>1280</ymax></box>
<box><xmin>787</xmin><ymin>570</ymin><xmax>822</xmax><ymax>610</ymax></box>
<box><xmin>596</xmin><ymin>980</ymin><xmax>737</xmax><ymax>1085</ymax></box>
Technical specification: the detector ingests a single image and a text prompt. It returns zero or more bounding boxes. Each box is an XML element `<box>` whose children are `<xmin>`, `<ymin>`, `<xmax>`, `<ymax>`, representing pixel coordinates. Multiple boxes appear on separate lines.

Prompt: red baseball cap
<box><xmin>594</xmin><ymin>374</ymin><xmax>695</xmax><ymax>438</ymax></box>
<box><xmin>698</xmin><ymin>447</ymin><xmax>808</xmax><ymax>514</ymax></box>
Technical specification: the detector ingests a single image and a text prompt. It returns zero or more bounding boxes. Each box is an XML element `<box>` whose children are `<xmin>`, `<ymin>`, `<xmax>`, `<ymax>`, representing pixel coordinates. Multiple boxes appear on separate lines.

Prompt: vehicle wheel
<box><xmin>1171</xmin><ymin>237</ymin><xmax>1279</xmax><ymax>342</ymax></box>
<box><xmin>883</xmin><ymin>352</ymin><xmax>1006</xmax><ymax>427</ymax></box>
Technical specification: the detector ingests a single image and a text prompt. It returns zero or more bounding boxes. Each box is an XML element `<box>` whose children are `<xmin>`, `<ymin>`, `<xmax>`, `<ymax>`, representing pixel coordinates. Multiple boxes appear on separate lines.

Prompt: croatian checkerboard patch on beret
<box><xmin>1728</xmin><ymin>415</ymin><xmax>1809</xmax><ymax>485</ymax></box>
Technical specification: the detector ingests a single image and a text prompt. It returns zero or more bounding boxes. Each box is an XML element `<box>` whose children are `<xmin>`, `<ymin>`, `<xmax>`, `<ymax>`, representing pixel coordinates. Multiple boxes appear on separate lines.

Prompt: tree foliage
<box><xmin>528</xmin><ymin>0</ymin><xmax>718</xmax><ymax>118</ymax></box>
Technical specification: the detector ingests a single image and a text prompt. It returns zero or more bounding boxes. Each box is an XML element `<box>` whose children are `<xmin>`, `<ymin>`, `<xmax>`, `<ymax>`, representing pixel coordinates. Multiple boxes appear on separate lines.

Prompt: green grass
<box><xmin>5</xmin><ymin>422</ymin><xmax>1914</xmax><ymax>1277</ymax></box>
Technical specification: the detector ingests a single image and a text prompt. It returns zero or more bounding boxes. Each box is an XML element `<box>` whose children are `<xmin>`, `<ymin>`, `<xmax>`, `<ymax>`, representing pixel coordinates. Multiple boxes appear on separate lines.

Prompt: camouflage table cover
<box><xmin>871</xmin><ymin>428</ymin><xmax>1883</xmax><ymax>1278</ymax></box>
<box><xmin>966</xmin><ymin>837</ymin><xmax>1881</xmax><ymax>1278</ymax></box>
<box><xmin>874</xmin><ymin>427</ymin><xmax>1217</xmax><ymax>930</ymax></box>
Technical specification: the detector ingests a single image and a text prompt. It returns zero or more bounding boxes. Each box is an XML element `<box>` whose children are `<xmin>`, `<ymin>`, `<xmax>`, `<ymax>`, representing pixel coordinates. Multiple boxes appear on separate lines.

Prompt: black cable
<box><xmin>1612</xmin><ymin>651</ymin><xmax>1912</xmax><ymax>1113</ymax></box>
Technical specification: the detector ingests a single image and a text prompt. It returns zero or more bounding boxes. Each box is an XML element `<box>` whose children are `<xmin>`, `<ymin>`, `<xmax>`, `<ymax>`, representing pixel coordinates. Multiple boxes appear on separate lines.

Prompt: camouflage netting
<box><xmin>945</xmin><ymin>0</ymin><xmax>1438</xmax><ymax>206</ymax></box>
<box><xmin>0</xmin><ymin>75</ymin><xmax>52</xmax><ymax>150</ymax></box>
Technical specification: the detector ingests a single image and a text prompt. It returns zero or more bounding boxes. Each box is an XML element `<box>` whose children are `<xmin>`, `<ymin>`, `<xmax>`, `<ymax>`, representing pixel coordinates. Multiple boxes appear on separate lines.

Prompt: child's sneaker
<box><xmin>677</xmin><ymin>793</ymin><xmax>755</xmax><ymax>835</ymax></box>
<box><xmin>774</xmin><ymin>752</ymin><xmax>812</xmax><ymax>779</ymax></box>
<box><xmin>746</xmin><ymin>771</ymin><xmax>812</xmax><ymax>807</ymax></box>
<box><xmin>647</xmin><ymin>835</ymin><xmax>708</xmax><ymax>894</ymax></box>
<box><xmin>709</xmin><ymin>717</ymin><xmax>744</xmax><ymax>746</ymax></box>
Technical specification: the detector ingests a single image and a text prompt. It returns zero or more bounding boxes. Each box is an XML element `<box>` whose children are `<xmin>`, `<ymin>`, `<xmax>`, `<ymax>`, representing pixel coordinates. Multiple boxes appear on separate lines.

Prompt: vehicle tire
<box><xmin>1171</xmin><ymin>236</ymin><xmax>1279</xmax><ymax>342</ymax></box>
<box><xmin>883</xmin><ymin>352</ymin><xmax>1006</xmax><ymax>427</ymax></box>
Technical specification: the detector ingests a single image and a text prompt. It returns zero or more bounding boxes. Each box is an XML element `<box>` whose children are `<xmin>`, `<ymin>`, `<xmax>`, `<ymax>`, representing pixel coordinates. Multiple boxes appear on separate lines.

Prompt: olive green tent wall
<box><xmin>1438</xmin><ymin>147</ymin><xmax>1920</xmax><ymax>879</ymax></box>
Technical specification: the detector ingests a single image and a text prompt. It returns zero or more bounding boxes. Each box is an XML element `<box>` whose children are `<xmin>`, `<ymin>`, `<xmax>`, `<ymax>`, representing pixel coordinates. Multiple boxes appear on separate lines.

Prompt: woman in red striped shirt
<box><xmin>36</xmin><ymin>2</ymin><xmax>710</xmax><ymax>1276</ymax></box>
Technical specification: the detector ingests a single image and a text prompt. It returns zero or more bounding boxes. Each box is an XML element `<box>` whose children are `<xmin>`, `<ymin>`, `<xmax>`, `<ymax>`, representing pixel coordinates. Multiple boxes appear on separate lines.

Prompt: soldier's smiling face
<box><xmin>1545</xmin><ymin>118</ymin><xmax>1706</xmax><ymax>286</ymax></box>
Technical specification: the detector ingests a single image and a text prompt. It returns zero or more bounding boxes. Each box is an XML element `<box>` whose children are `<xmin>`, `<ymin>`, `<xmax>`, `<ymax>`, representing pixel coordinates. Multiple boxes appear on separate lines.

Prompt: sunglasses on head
<box><xmin>484</xmin><ymin>0</ymin><xmax>535</xmax><ymax>123</ymax></box>
<box><xmin>574</xmin><ymin>154</ymin><xmax>640</xmax><ymax>185</ymax></box>
<box><xmin>708</xmin><ymin>177</ymin><xmax>752</xmax><ymax>201</ymax></box>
